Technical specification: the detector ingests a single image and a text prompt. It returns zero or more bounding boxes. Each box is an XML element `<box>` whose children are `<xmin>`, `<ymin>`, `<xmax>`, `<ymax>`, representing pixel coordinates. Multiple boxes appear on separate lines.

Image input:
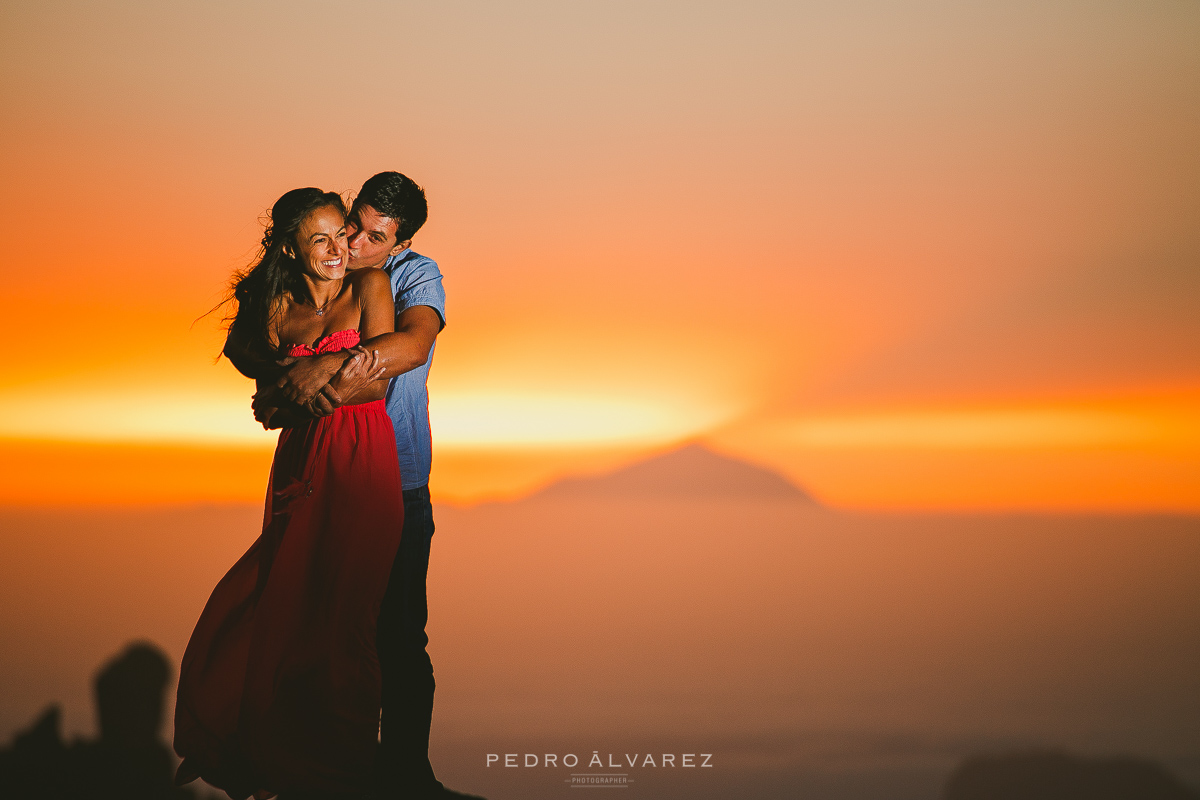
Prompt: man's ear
<box><xmin>389</xmin><ymin>239</ymin><xmax>412</xmax><ymax>257</ymax></box>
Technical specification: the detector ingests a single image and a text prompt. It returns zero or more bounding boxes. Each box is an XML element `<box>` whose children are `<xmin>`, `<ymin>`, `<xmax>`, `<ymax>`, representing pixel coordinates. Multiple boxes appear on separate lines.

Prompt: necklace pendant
<box><xmin>315</xmin><ymin>308</ymin><xmax>325</xmax><ymax>316</ymax></box>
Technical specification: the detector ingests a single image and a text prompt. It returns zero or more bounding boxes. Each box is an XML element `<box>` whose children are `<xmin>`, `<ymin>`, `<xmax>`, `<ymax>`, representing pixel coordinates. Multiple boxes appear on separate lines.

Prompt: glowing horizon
<box><xmin>0</xmin><ymin>388</ymin><xmax>1195</xmax><ymax>510</ymax></box>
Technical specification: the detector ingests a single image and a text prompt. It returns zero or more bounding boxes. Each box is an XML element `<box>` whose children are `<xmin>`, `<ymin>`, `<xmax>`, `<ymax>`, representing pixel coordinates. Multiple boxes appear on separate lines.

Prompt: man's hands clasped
<box><xmin>252</xmin><ymin>346</ymin><xmax>386</xmax><ymax>429</ymax></box>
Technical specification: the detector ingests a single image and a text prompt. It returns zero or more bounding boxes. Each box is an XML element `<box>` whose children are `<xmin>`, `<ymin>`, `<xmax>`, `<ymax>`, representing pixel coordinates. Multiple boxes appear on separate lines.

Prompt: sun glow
<box><xmin>0</xmin><ymin>391</ymin><xmax>275</xmax><ymax>447</ymax></box>
<box><xmin>0</xmin><ymin>386</ymin><xmax>735</xmax><ymax>451</ymax></box>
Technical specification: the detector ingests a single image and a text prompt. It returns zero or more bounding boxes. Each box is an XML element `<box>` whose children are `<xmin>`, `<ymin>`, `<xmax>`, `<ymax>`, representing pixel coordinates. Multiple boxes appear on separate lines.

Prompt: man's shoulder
<box><xmin>385</xmin><ymin>249</ymin><xmax>442</xmax><ymax>283</ymax></box>
<box><xmin>386</xmin><ymin>249</ymin><xmax>446</xmax><ymax>319</ymax></box>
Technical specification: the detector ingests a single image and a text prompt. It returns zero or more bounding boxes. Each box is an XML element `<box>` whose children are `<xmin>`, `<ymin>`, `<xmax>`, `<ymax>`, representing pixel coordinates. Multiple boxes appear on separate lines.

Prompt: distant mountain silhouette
<box><xmin>534</xmin><ymin>442</ymin><xmax>817</xmax><ymax>502</ymax></box>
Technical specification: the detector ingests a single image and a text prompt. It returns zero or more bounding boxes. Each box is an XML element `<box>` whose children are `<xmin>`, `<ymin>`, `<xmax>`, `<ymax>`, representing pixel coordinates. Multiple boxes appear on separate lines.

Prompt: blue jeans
<box><xmin>376</xmin><ymin>484</ymin><xmax>439</xmax><ymax>793</ymax></box>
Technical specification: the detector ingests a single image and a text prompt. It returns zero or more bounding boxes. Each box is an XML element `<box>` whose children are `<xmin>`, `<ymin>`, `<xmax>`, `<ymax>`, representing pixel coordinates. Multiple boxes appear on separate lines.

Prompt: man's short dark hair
<box><xmin>354</xmin><ymin>171</ymin><xmax>428</xmax><ymax>243</ymax></box>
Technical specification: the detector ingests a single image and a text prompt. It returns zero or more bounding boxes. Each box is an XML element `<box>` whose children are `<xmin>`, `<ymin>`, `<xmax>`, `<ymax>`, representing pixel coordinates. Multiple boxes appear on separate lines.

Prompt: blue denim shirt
<box><xmin>382</xmin><ymin>249</ymin><xmax>445</xmax><ymax>489</ymax></box>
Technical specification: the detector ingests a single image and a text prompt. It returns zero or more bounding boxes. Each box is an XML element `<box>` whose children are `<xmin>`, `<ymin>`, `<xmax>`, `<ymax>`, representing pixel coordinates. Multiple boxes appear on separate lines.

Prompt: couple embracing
<box><xmin>174</xmin><ymin>172</ymin><xmax>475</xmax><ymax>800</ymax></box>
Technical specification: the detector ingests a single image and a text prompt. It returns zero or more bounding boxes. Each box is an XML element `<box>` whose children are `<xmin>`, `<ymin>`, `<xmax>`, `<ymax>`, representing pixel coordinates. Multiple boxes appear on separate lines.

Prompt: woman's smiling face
<box><xmin>293</xmin><ymin>204</ymin><xmax>349</xmax><ymax>281</ymax></box>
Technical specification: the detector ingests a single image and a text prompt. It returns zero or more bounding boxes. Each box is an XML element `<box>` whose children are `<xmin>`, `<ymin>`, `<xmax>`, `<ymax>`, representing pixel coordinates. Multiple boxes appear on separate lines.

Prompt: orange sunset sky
<box><xmin>0</xmin><ymin>0</ymin><xmax>1197</xmax><ymax>509</ymax></box>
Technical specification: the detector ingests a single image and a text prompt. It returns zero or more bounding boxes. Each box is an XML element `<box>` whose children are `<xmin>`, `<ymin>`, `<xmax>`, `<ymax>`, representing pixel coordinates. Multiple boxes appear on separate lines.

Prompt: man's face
<box><xmin>346</xmin><ymin>203</ymin><xmax>409</xmax><ymax>269</ymax></box>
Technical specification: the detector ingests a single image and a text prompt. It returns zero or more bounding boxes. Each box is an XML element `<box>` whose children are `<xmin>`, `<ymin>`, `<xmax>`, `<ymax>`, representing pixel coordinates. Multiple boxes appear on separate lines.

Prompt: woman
<box><xmin>174</xmin><ymin>188</ymin><xmax>403</xmax><ymax>799</ymax></box>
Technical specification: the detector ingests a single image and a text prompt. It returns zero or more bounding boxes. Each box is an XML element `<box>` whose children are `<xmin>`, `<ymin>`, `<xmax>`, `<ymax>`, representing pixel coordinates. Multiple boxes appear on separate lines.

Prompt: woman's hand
<box><xmin>327</xmin><ymin>346</ymin><xmax>387</xmax><ymax>405</ymax></box>
<box><xmin>305</xmin><ymin>384</ymin><xmax>345</xmax><ymax>418</ymax></box>
<box><xmin>272</xmin><ymin>352</ymin><xmax>344</xmax><ymax>405</ymax></box>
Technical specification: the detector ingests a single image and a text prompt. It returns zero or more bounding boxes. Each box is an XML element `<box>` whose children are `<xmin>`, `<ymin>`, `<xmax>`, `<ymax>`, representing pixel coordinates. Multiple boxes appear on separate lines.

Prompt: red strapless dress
<box><xmin>174</xmin><ymin>329</ymin><xmax>404</xmax><ymax>799</ymax></box>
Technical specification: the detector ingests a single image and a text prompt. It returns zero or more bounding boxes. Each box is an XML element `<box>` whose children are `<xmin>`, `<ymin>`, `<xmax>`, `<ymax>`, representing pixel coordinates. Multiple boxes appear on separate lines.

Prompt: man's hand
<box><xmin>328</xmin><ymin>346</ymin><xmax>386</xmax><ymax>404</ymax></box>
<box><xmin>307</xmin><ymin>384</ymin><xmax>345</xmax><ymax>418</ymax></box>
<box><xmin>252</xmin><ymin>396</ymin><xmax>281</xmax><ymax>429</ymax></box>
<box><xmin>273</xmin><ymin>352</ymin><xmax>345</xmax><ymax>405</ymax></box>
<box><xmin>248</xmin><ymin>345</ymin><xmax>385</xmax><ymax>427</ymax></box>
<box><xmin>251</xmin><ymin>390</ymin><xmax>276</xmax><ymax>426</ymax></box>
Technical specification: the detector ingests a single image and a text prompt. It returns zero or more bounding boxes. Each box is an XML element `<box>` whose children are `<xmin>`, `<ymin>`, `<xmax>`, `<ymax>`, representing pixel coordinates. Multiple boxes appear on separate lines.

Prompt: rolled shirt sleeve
<box><xmin>382</xmin><ymin>250</ymin><xmax>446</xmax><ymax>489</ymax></box>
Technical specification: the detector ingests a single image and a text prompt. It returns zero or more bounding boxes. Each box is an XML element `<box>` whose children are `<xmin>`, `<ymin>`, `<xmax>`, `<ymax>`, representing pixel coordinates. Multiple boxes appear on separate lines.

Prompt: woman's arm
<box><xmin>227</xmin><ymin>327</ymin><xmax>310</xmax><ymax>428</ymax></box>
<box><xmin>224</xmin><ymin>328</ymin><xmax>287</xmax><ymax>381</ymax></box>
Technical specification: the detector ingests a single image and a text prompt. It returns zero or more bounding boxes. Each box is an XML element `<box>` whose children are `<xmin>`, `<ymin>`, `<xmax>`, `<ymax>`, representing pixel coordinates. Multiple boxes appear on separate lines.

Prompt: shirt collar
<box><xmin>384</xmin><ymin>248</ymin><xmax>412</xmax><ymax>270</ymax></box>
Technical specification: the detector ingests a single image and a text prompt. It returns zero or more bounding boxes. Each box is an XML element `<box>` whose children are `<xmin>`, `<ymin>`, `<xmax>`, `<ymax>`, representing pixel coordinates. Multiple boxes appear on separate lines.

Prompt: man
<box><xmin>270</xmin><ymin>171</ymin><xmax>463</xmax><ymax>799</ymax></box>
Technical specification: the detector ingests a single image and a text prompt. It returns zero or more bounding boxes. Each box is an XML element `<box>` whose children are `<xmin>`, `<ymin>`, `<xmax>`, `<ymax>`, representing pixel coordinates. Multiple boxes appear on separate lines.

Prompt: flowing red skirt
<box><xmin>174</xmin><ymin>399</ymin><xmax>404</xmax><ymax>799</ymax></box>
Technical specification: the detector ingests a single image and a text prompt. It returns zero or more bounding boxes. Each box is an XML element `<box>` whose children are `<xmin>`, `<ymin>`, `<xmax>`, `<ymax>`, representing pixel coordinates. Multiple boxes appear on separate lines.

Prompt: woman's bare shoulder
<box><xmin>347</xmin><ymin>268</ymin><xmax>396</xmax><ymax>321</ymax></box>
<box><xmin>346</xmin><ymin>267</ymin><xmax>391</xmax><ymax>292</ymax></box>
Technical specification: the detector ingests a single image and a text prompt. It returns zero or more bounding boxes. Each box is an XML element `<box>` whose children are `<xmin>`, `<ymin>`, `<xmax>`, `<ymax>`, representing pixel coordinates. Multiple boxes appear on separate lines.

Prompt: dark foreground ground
<box><xmin>2</xmin><ymin>449</ymin><xmax>1198</xmax><ymax>799</ymax></box>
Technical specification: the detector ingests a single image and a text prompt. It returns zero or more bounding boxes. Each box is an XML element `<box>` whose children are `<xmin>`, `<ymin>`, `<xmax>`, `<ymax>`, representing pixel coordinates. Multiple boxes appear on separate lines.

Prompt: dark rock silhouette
<box><xmin>0</xmin><ymin>706</ymin><xmax>73</xmax><ymax>798</ymax></box>
<box><xmin>0</xmin><ymin>642</ymin><xmax>206</xmax><ymax>800</ymax></box>
<box><xmin>96</xmin><ymin>642</ymin><xmax>172</xmax><ymax>746</ymax></box>
<box><xmin>942</xmin><ymin>750</ymin><xmax>1199</xmax><ymax>800</ymax></box>
<box><xmin>535</xmin><ymin>441</ymin><xmax>817</xmax><ymax>501</ymax></box>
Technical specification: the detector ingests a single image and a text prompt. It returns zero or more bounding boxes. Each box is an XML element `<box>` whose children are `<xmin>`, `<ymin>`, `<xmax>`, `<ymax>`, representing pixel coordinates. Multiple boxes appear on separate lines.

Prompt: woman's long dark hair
<box><xmin>228</xmin><ymin>188</ymin><xmax>346</xmax><ymax>356</ymax></box>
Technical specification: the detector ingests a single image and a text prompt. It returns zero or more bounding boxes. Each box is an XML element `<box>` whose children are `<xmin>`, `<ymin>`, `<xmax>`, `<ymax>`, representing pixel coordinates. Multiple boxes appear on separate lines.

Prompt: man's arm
<box><xmin>263</xmin><ymin>349</ymin><xmax>347</xmax><ymax>405</ymax></box>
<box><xmin>308</xmin><ymin>305</ymin><xmax>442</xmax><ymax>414</ymax></box>
<box><xmin>258</xmin><ymin>347</ymin><xmax>384</xmax><ymax>428</ymax></box>
<box><xmin>274</xmin><ymin>255</ymin><xmax>446</xmax><ymax>408</ymax></box>
<box><xmin>262</xmin><ymin>301</ymin><xmax>436</xmax><ymax>406</ymax></box>
<box><xmin>361</xmin><ymin>304</ymin><xmax>443</xmax><ymax>380</ymax></box>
